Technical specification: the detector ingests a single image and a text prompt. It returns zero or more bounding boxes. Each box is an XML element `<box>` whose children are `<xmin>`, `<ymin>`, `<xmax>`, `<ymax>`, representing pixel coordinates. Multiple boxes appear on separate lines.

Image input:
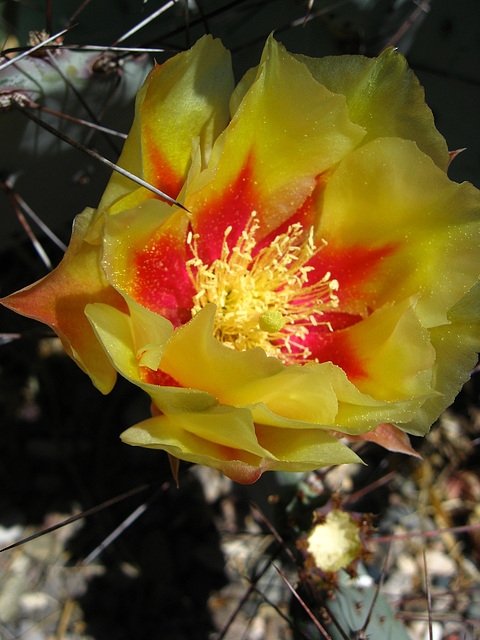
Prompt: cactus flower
<box><xmin>2</xmin><ymin>36</ymin><xmax>480</xmax><ymax>483</ymax></box>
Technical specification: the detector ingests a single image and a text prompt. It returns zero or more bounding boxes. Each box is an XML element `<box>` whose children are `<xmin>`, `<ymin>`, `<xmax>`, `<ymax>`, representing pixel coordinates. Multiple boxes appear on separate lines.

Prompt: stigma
<box><xmin>186</xmin><ymin>212</ymin><xmax>339</xmax><ymax>363</ymax></box>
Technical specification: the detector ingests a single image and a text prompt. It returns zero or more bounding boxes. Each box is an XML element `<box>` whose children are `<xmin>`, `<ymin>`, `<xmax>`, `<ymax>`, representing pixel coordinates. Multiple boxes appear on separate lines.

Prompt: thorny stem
<box><xmin>1</xmin><ymin>177</ymin><xmax>67</xmax><ymax>253</ymax></box>
<box><xmin>250</xmin><ymin>582</ymin><xmax>312</xmax><ymax>640</ymax></box>
<box><xmin>359</xmin><ymin>542</ymin><xmax>392</xmax><ymax>634</ymax></box>
<box><xmin>216</xmin><ymin>548</ymin><xmax>282</xmax><ymax>640</ymax></box>
<box><xmin>113</xmin><ymin>0</ymin><xmax>182</xmax><ymax>46</ymax></box>
<box><xmin>0</xmin><ymin>28</ymin><xmax>70</xmax><ymax>72</ymax></box>
<box><xmin>1</xmin><ymin>44</ymin><xmax>168</xmax><ymax>55</ymax></box>
<box><xmin>81</xmin><ymin>483</ymin><xmax>169</xmax><ymax>565</ymax></box>
<box><xmin>44</xmin><ymin>48</ymin><xmax>121</xmax><ymax>155</ymax></box>
<box><xmin>423</xmin><ymin>550</ymin><xmax>434</xmax><ymax>640</ymax></box>
<box><xmin>29</xmin><ymin>100</ymin><xmax>128</xmax><ymax>139</ymax></box>
<box><xmin>272</xmin><ymin>563</ymin><xmax>334</xmax><ymax>640</ymax></box>
<box><xmin>0</xmin><ymin>179</ymin><xmax>53</xmax><ymax>269</ymax></box>
<box><xmin>65</xmin><ymin>0</ymin><xmax>95</xmax><ymax>29</ymax></box>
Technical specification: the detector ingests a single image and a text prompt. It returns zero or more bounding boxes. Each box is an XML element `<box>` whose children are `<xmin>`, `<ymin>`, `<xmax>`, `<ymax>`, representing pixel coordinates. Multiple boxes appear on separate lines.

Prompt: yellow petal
<box><xmin>329</xmin><ymin>363</ymin><xmax>427</xmax><ymax>431</ymax></box>
<box><xmin>320</xmin><ymin>137</ymin><xmax>480</xmax><ymax>328</ymax></box>
<box><xmin>120</xmin><ymin>408</ymin><xmax>270</xmax><ymax>484</ymax></box>
<box><xmin>401</xmin><ymin>282</ymin><xmax>480</xmax><ymax>435</ymax></box>
<box><xmin>152</xmin><ymin>405</ymin><xmax>268</xmax><ymax>456</ymax></box>
<box><xmin>333</xmin><ymin>298</ymin><xmax>436</xmax><ymax>402</ymax></box>
<box><xmin>254</xmin><ymin>424</ymin><xmax>361</xmax><ymax>470</ymax></box>
<box><xmin>101</xmin><ymin>201</ymin><xmax>193</xmax><ymax>324</ymax></box>
<box><xmin>187</xmin><ymin>35</ymin><xmax>365</xmax><ymax>233</ymax></box>
<box><xmin>295</xmin><ymin>47</ymin><xmax>449</xmax><ymax>169</ymax></box>
<box><xmin>156</xmin><ymin>303</ymin><xmax>427</xmax><ymax>434</ymax></box>
<box><xmin>159</xmin><ymin>303</ymin><xmax>284</xmax><ymax>397</ymax></box>
<box><xmin>85</xmin><ymin>301</ymin><xmax>217</xmax><ymax>414</ymax></box>
<box><xmin>85</xmin><ymin>298</ymin><xmax>171</xmax><ymax>379</ymax></box>
<box><xmin>239</xmin><ymin>362</ymin><xmax>428</xmax><ymax>435</ymax></box>
<box><xmin>121</xmin><ymin>406</ymin><xmax>360</xmax><ymax>483</ymax></box>
<box><xmin>99</xmin><ymin>34</ymin><xmax>234</xmax><ymax>213</ymax></box>
<box><xmin>235</xmin><ymin>364</ymin><xmax>340</xmax><ymax>425</ymax></box>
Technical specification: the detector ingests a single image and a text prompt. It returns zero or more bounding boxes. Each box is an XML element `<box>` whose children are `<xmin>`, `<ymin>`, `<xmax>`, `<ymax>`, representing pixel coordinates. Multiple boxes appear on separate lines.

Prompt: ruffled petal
<box><xmin>241</xmin><ymin>361</ymin><xmax>428</xmax><ymax>435</ymax></box>
<box><xmin>142</xmin><ymin>303</ymin><xmax>429</xmax><ymax>433</ymax></box>
<box><xmin>158</xmin><ymin>303</ymin><xmax>284</xmax><ymax>396</ymax></box>
<box><xmin>294</xmin><ymin>47</ymin><xmax>449</xmax><ymax>169</ymax></box>
<box><xmin>120</xmin><ymin>406</ymin><xmax>360</xmax><ymax>484</ymax></box>
<box><xmin>120</xmin><ymin>408</ymin><xmax>269</xmax><ymax>484</ymax></box>
<box><xmin>307</xmin><ymin>298</ymin><xmax>436</xmax><ymax>402</ymax></box>
<box><xmin>254</xmin><ymin>423</ymin><xmax>361</xmax><ymax>470</ymax></box>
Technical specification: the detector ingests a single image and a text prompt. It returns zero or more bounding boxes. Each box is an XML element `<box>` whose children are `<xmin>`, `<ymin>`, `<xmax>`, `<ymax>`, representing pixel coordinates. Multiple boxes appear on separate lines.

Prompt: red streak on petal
<box><xmin>275</xmin><ymin>311</ymin><xmax>367</xmax><ymax>380</ymax></box>
<box><xmin>143</xmin><ymin>126</ymin><xmax>184</xmax><ymax>199</ymax></box>
<box><xmin>190</xmin><ymin>155</ymin><xmax>260</xmax><ymax>264</ymax></box>
<box><xmin>141</xmin><ymin>367</ymin><xmax>181</xmax><ymax>387</ymax></box>
<box><xmin>309</xmin><ymin>242</ymin><xmax>398</xmax><ymax>307</ymax></box>
<box><xmin>131</xmin><ymin>231</ymin><xmax>194</xmax><ymax>326</ymax></box>
<box><xmin>306</xmin><ymin>323</ymin><xmax>368</xmax><ymax>380</ymax></box>
<box><xmin>287</xmin><ymin>242</ymin><xmax>398</xmax><ymax>380</ymax></box>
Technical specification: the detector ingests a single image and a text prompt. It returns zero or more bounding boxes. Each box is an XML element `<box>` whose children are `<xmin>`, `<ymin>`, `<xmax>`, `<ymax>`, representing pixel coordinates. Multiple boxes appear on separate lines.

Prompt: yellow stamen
<box><xmin>186</xmin><ymin>213</ymin><xmax>339</xmax><ymax>362</ymax></box>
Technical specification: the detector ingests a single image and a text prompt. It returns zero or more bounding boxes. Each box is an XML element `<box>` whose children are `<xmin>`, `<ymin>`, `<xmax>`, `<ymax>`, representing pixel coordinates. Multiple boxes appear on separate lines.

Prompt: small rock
<box><xmin>423</xmin><ymin>549</ymin><xmax>456</xmax><ymax>577</ymax></box>
<box><xmin>19</xmin><ymin>591</ymin><xmax>56</xmax><ymax>614</ymax></box>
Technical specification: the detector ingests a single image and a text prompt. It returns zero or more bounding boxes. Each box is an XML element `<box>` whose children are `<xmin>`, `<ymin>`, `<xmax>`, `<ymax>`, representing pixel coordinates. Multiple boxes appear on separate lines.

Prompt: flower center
<box><xmin>186</xmin><ymin>212</ymin><xmax>339</xmax><ymax>362</ymax></box>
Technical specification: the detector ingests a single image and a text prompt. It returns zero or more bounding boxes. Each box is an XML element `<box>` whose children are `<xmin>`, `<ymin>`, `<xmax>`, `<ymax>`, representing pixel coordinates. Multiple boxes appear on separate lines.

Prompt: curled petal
<box><xmin>147</xmin><ymin>303</ymin><xmax>284</xmax><ymax>399</ymax></box>
<box><xmin>128</xmin><ymin>303</ymin><xmax>432</xmax><ymax>434</ymax></box>
<box><xmin>120</xmin><ymin>406</ymin><xmax>361</xmax><ymax>484</ymax></box>
<box><xmin>120</xmin><ymin>407</ymin><xmax>269</xmax><ymax>484</ymax></box>
<box><xmin>254</xmin><ymin>424</ymin><xmax>361</xmax><ymax>470</ymax></box>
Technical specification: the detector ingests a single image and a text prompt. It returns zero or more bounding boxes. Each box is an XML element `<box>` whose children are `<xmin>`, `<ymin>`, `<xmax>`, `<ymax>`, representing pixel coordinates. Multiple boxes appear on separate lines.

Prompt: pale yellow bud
<box><xmin>307</xmin><ymin>510</ymin><xmax>362</xmax><ymax>572</ymax></box>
